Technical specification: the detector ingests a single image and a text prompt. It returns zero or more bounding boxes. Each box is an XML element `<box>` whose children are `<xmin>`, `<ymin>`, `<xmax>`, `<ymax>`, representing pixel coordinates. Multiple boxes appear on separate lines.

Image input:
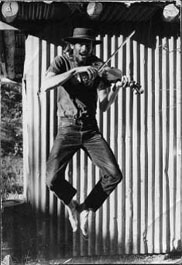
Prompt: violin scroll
<box><xmin>128</xmin><ymin>80</ymin><xmax>144</xmax><ymax>95</ymax></box>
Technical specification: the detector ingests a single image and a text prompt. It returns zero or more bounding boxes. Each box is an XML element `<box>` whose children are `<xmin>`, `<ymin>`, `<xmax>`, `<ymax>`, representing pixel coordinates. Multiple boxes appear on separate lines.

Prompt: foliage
<box><xmin>1</xmin><ymin>81</ymin><xmax>23</xmax><ymax>200</ymax></box>
<box><xmin>2</xmin><ymin>170</ymin><xmax>23</xmax><ymax>201</ymax></box>
<box><xmin>1</xmin><ymin>81</ymin><xmax>23</xmax><ymax>157</ymax></box>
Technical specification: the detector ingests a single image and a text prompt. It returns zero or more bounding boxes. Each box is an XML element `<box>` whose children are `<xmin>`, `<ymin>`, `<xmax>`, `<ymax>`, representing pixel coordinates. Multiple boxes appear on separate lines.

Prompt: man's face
<box><xmin>71</xmin><ymin>40</ymin><xmax>94</xmax><ymax>65</ymax></box>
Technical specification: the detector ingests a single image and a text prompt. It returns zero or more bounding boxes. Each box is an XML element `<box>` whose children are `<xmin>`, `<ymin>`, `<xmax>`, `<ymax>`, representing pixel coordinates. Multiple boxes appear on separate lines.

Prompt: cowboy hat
<box><xmin>63</xmin><ymin>27</ymin><xmax>102</xmax><ymax>45</ymax></box>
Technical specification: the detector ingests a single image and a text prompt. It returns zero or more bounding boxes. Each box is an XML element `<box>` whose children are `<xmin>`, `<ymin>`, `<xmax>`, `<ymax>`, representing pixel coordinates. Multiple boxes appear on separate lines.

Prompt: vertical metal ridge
<box><xmin>161</xmin><ymin>37</ymin><xmax>170</xmax><ymax>253</ymax></box>
<box><xmin>153</xmin><ymin>36</ymin><xmax>161</xmax><ymax>253</ymax></box>
<box><xmin>109</xmin><ymin>36</ymin><xmax>118</xmax><ymax>255</ymax></box>
<box><xmin>132</xmin><ymin>40</ymin><xmax>141</xmax><ymax>254</ymax></box>
<box><xmin>168</xmin><ymin>36</ymin><xmax>176</xmax><ymax>251</ymax></box>
<box><xmin>124</xmin><ymin>37</ymin><xmax>133</xmax><ymax>254</ymax></box>
<box><xmin>175</xmin><ymin>37</ymin><xmax>181</xmax><ymax>249</ymax></box>
<box><xmin>139</xmin><ymin>43</ymin><xmax>147</xmax><ymax>254</ymax></box>
<box><xmin>116</xmin><ymin>35</ymin><xmax>125</xmax><ymax>255</ymax></box>
<box><xmin>145</xmin><ymin>43</ymin><xmax>155</xmax><ymax>254</ymax></box>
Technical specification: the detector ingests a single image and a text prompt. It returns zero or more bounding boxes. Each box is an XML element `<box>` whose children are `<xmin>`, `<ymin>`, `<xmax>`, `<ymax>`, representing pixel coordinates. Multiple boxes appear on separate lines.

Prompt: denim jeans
<box><xmin>46</xmin><ymin>117</ymin><xmax>123</xmax><ymax>212</ymax></box>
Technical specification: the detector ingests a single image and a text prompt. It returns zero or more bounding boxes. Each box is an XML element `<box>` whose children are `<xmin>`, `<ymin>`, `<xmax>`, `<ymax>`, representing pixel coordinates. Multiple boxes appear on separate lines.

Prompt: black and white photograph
<box><xmin>1</xmin><ymin>1</ymin><xmax>182</xmax><ymax>264</ymax></box>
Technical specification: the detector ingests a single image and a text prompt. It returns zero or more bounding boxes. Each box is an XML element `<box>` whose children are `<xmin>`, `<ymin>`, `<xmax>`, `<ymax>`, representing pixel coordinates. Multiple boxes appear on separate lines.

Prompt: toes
<box><xmin>80</xmin><ymin>210</ymin><xmax>89</xmax><ymax>239</ymax></box>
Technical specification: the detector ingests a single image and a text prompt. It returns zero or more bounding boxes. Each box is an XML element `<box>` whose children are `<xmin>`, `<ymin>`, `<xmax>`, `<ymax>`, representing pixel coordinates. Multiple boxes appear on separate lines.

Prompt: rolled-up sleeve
<box><xmin>46</xmin><ymin>56</ymin><xmax>66</xmax><ymax>75</ymax></box>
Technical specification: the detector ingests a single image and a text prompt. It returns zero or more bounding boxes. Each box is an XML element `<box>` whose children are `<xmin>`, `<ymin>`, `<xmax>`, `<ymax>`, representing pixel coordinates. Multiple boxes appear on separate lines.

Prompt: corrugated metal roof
<box><xmin>3</xmin><ymin>2</ymin><xmax>165</xmax><ymax>22</ymax></box>
<box><xmin>17</xmin><ymin>2</ymin><xmax>69</xmax><ymax>21</ymax></box>
<box><xmin>97</xmin><ymin>3</ymin><xmax>160</xmax><ymax>23</ymax></box>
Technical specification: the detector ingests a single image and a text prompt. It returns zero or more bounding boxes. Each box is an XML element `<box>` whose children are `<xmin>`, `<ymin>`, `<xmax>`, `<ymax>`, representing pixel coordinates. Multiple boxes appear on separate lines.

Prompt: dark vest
<box><xmin>52</xmin><ymin>54</ymin><xmax>104</xmax><ymax>119</ymax></box>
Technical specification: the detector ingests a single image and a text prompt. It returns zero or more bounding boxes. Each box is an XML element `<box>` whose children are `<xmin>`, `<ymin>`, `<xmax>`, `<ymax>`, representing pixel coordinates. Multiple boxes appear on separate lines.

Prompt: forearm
<box><xmin>107</xmin><ymin>84</ymin><xmax>120</xmax><ymax>107</ymax></box>
<box><xmin>100</xmin><ymin>84</ymin><xmax>120</xmax><ymax>112</ymax></box>
<box><xmin>42</xmin><ymin>69</ymin><xmax>76</xmax><ymax>92</ymax></box>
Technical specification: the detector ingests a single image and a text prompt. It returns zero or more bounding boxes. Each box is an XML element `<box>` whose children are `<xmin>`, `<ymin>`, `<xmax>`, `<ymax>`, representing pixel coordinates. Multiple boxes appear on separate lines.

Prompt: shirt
<box><xmin>46</xmin><ymin>53</ymin><xmax>106</xmax><ymax>119</ymax></box>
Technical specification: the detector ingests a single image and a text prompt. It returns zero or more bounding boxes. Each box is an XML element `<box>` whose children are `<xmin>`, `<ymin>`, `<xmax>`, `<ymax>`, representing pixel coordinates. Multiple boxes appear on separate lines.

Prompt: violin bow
<box><xmin>98</xmin><ymin>30</ymin><xmax>136</xmax><ymax>73</ymax></box>
<box><xmin>98</xmin><ymin>30</ymin><xmax>144</xmax><ymax>95</ymax></box>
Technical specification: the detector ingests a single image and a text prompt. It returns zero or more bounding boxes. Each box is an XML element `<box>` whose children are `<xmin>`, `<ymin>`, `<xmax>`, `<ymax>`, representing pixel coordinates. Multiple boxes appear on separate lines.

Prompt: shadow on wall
<box><xmin>2</xmin><ymin>202</ymin><xmax>75</xmax><ymax>264</ymax></box>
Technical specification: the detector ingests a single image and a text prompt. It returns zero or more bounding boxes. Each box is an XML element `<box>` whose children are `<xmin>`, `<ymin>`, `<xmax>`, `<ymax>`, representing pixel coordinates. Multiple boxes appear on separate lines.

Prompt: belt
<box><xmin>59</xmin><ymin>116</ymin><xmax>97</xmax><ymax>127</ymax></box>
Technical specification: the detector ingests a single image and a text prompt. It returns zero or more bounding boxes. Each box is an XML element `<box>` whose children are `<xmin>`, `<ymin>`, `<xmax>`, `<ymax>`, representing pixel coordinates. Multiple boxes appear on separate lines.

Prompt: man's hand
<box><xmin>74</xmin><ymin>66</ymin><xmax>98</xmax><ymax>82</ymax></box>
<box><xmin>112</xmin><ymin>76</ymin><xmax>128</xmax><ymax>92</ymax></box>
<box><xmin>121</xmin><ymin>75</ymin><xmax>128</xmax><ymax>88</ymax></box>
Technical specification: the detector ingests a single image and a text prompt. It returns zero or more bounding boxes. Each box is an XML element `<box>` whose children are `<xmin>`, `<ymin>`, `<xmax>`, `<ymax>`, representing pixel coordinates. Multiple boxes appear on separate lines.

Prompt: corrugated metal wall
<box><xmin>23</xmin><ymin>33</ymin><xmax>182</xmax><ymax>257</ymax></box>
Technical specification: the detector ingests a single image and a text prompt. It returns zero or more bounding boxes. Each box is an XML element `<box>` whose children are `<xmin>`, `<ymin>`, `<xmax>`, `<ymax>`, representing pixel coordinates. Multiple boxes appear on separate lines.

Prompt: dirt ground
<box><xmin>1</xmin><ymin>252</ymin><xmax>182</xmax><ymax>265</ymax></box>
<box><xmin>2</xmin><ymin>202</ymin><xmax>182</xmax><ymax>265</ymax></box>
<box><xmin>22</xmin><ymin>253</ymin><xmax>182</xmax><ymax>264</ymax></box>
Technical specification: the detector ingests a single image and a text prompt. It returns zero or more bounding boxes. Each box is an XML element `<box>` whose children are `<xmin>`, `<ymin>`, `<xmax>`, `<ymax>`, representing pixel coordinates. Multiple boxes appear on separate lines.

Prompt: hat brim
<box><xmin>63</xmin><ymin>37</ymin><xmax>102</xmax><ymax>45</ymax></box>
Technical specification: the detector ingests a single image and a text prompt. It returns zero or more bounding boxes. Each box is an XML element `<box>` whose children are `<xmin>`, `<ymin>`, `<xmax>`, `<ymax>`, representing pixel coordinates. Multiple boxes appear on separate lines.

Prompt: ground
<box><xmin>2</xmin><ymin>201</ymin><xmax>182</xmax><ymax>265</ymax></box>
<box><xmin>10</xmin><ymin>253</ymin><xmax>182</xmax><ymax>264</ymax></box>
<box><xmin>2</xmin><ymin>248</ymin><xmax>182</xmax><ymax>264</ymax></box>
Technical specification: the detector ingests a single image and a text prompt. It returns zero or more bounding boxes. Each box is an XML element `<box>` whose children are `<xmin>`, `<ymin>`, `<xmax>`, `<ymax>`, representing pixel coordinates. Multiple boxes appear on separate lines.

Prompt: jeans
<box><xmin>46</xmin><ymin>117</ymin><xmax>123</xmax><ymax>212</ymax></box>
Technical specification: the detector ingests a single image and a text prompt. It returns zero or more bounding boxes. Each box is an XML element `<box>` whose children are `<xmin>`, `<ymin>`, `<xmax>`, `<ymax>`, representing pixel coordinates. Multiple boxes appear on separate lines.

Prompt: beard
<box><xmin>73</xmin><ymin>48</ymin><xmax>92</xmax><ymax>66</ymax></box>
<box><xmin>75</xmin><ymin>53</ymin><xmax>88</xmax><ymax>65</ymax></box>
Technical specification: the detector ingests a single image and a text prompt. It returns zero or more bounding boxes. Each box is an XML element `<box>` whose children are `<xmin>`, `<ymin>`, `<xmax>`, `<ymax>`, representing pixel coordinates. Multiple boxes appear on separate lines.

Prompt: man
<box><xmin>42</xmin><ymin>28</ymin><xmax>125</xmax><ymax>239</ymax></box>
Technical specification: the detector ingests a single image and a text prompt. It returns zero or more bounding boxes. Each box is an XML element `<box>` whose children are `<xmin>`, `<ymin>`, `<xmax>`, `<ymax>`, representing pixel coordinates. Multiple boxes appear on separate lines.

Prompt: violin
<box><xmin>97</xmin><ymin>65</ymin><xmax>144</xmax><ymax>95</ymax></box>
<box><xmin>77</xmin><ymin>65</ymin><xmax>143</xmax><ymax>95</ymax></box>
<box><xmin>100</xmin><ymin>66</ymin><xmax>143</xmax><ymax>94</ymax></box>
